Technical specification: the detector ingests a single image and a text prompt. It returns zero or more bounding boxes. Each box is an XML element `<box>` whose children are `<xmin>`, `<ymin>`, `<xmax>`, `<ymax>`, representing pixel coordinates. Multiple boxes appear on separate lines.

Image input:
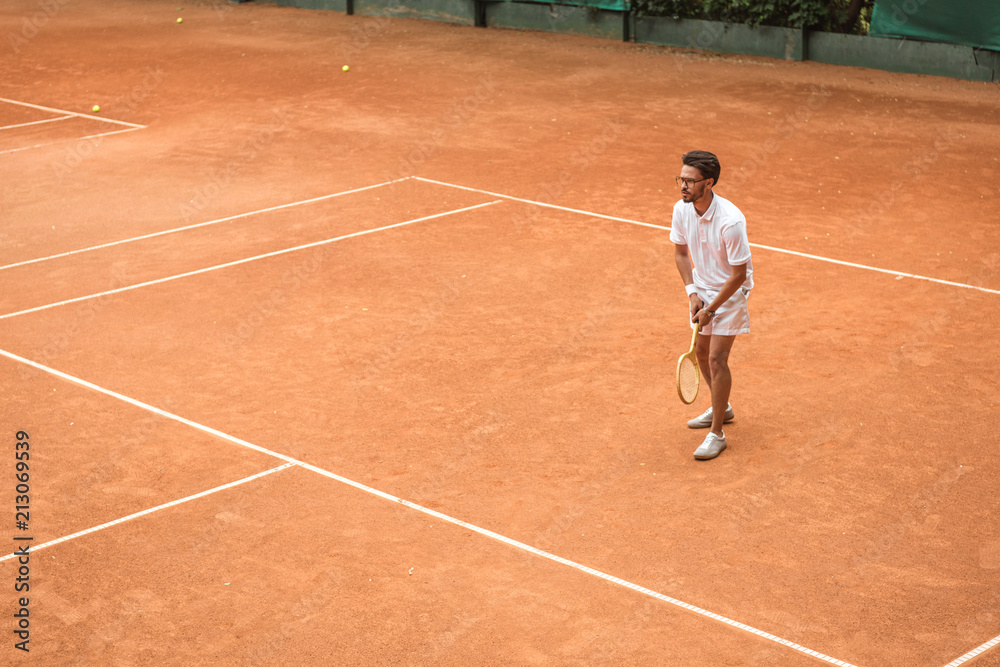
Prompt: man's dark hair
<box><xmin>682</xmin><ymin>150</ymin><xmax>721</xmax><ymax>187</ymax></box>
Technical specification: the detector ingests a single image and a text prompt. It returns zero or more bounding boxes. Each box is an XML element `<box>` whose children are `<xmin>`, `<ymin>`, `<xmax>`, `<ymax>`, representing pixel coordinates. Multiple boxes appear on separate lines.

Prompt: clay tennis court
<box><xmin>2</xmin><ymin>0</ymin><xmax>999</xmax><ymax>664</ymax></box>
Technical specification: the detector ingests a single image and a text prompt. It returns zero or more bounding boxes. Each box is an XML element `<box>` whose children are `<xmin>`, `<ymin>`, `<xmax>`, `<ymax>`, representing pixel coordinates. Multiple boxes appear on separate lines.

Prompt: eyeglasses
<box><xmin>675</xmin><ymin>176</ymin><xmax>708</xmax><ymax>188</ymax></box>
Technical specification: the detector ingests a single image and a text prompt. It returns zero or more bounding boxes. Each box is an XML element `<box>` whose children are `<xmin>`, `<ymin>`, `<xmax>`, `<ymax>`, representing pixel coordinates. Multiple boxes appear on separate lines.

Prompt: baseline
<box><xmin>0</xmin><ymin>127</ymin><xmax>143</xmax><ymax>157</ymax></box>
<box><xmin>0</xmin><ymin>346</ymin><xmax>858</xmax><ymax>667</ymax></box>
<box><xmin>0</xmin><ymin>200</ymin><xmax>503</xmax><ymax>320</ymax></box>
<box><xmin>0</xmin><ymin>463</ymin><xmax>294</xmax><ymax>562</ymax></box>
<box><xmin>0</xmin><ymin>176</ymin><xmax>412</xmax><ymax>272</ymax></box>
<box><xmin>413</xmin><ymin>176</ymin><xmax>1000</xmax><ymax>296</ymax></box>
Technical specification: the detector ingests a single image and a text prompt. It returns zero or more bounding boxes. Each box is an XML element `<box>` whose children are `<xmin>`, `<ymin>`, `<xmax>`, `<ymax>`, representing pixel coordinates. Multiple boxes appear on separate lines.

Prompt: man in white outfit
<box><xmin>670</xmin><ymin>150</ymin><xmax>754</xmax><ymax>460</ymax></box>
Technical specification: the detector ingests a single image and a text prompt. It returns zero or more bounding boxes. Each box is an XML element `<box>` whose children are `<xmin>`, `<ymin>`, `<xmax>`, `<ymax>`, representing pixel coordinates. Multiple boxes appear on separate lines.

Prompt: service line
<box><xmin>0</xmin><ymin>115</ymin><xmax>74</xmax><ymax>132</ymax></box>
<box><xmin>0</xmin><ymin>347</ymin><xmax>858</xmax><ymax>667</ymax></box>
<box><xmin>0</xmin><ymin>199</ymin><xmax>503</xmax><ymax>320</ymax></box>
<box><xmin>0</xmin><ymin>126</ymin><xmax>143</xmax><ymax>157</ymax></box>
<box><xmin>0</xmin><ymin>177</ymin><xmax>413</xmax><ymax>272</ymax></box>
<box><xmin>413</xmin><ymin>176</ymin><xmax>1000</xmax><ymax>296</ymax></box>
<box><xmin>0</xmin><ymin>463</ymin><xmax>294</xmax><ymax>562</ymax></box>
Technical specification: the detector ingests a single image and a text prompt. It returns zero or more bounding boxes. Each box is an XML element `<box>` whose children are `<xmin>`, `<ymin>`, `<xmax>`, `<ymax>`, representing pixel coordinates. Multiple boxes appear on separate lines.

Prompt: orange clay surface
<box><xmin>1</xmin><ymin>0</ymin><xmax>999</xmax><ymax>665</ymax></box>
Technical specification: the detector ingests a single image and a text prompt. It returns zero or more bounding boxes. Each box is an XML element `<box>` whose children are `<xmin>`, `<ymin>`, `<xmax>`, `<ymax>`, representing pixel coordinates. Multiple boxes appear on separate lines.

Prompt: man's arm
<box><xmin>694</xmin><ymin>261</ymin><xmax>747</xmax><ymax>326</ymax></box>
<box><xmin>674</xmin><ymin>243</ymin><xmax>704</xmax><ymax>319</ymax></box>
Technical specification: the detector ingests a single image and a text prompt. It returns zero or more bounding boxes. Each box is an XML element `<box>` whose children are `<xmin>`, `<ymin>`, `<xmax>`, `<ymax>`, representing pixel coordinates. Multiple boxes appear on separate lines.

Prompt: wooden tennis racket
<box><xmin>676</xmin><ymin>322</ymin><xmax>701</xmax><ymax>404</ymax></box>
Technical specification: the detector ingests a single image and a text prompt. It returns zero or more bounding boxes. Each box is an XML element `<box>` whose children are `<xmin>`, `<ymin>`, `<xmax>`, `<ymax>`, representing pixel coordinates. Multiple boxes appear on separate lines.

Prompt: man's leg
<box><xmin>695</xmin><ymin>331</ymin><xmax>712</xmax><ymax>394</ymax></box>
<box><xmin>708</xmin><ymin>334</ymin><xmax>737</xmax><ymax>435</ymax></box>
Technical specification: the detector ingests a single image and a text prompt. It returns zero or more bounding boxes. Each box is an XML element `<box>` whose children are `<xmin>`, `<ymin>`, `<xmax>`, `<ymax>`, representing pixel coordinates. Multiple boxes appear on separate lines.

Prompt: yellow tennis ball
<box><xmin>342</xmin><ymin>65</ymin><xmax>349</xmax><ymax>72</ymax></box>
<box><xmin>177</xmin><ymin>17</ymin><xmax>183</xmax><ymax>23</ymax></box>
<box><xmin>92</xmin><ymin>105</ymin><xmax>100</xmax><ymax>113</ymax></box>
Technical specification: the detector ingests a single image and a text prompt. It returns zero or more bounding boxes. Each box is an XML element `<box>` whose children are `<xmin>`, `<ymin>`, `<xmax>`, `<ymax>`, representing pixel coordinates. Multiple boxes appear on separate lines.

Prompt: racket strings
<box><xmin>678</xmin><ymin>356</ymin><xmax>699</xmax><ymax>403</ymax></box>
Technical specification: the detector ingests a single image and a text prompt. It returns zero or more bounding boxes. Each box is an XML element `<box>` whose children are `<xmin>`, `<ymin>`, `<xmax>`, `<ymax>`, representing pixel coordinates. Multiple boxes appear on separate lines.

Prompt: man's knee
<box><xmin>708</xmin><ymin>353</ymin><xmax>729</xmax><ymax>375</ymax></box>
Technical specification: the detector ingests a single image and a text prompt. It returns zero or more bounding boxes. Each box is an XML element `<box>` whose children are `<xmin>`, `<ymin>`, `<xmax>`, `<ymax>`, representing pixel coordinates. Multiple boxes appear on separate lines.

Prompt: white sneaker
<box><xmin>687</xmin><ymin>404</ymin><xmax>735</xmax><ymax>429</ymax></box>
<box><xmin>694</xmin><ymin>431</ymin><xmax>727</xmax><ymax>460</ymax></box>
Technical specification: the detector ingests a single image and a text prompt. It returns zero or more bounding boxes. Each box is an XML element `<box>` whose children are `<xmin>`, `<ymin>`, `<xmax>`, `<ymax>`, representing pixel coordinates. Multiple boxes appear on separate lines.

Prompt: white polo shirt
<box><xmin>670</xmin><ymin>192</ymin><xmax>754</xmax><ymax>293</ymax></box>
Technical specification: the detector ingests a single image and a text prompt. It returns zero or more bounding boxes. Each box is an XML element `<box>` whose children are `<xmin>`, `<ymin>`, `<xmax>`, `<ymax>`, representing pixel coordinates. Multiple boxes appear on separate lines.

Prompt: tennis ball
<box><xmin>92</xmin><ymin>105</ymin><xmax>100</xmax><ymax>113</ymax></box>
<box><xmin>342</xmin><ymin>65</ymin><xmax>349</xmax><ymax>72</ymax></box>
<box><xmin>177</xmin><ymin>17</ymin><xmax>183</xmax><ymax>23</ymax></box>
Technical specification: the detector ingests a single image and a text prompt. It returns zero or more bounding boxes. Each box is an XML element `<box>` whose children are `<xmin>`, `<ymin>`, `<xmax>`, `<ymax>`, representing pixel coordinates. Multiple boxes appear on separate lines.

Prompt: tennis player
<box><xmin>670</xmin><ymin>150</ymin><xmax>754</xmax><ymax>460</ymax></box>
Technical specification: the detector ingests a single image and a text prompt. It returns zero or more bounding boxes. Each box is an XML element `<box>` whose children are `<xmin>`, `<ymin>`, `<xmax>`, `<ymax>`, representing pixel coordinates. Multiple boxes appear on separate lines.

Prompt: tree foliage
<box><xmin>631</xmin><ymin>0</ymin><xmax>874</xmax><ymax>34</ymax></box>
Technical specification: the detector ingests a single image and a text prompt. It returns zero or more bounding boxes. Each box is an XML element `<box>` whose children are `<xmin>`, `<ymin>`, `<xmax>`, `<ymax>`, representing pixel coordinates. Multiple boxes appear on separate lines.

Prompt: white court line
<box><xmin>0</xmin><ymin>97</ymin><xmax>145</xmax><ymax>129</ymax></box>
<box><xmin>413</xmin><ymin>176</ymin><xmax>665</xmax><ymax>229</ymax></box>
<box><xmin>0</xmin><ymin>115</ymin><xmax>74</xmax><ymax>131</ymax></box>
<box><xmin>942</xmin><ymin>634</ymin><xmax>1000</xmax><ymax>667</ymax></box>
<box><xmin>0</xmin><ymin>463</ymin><xmax>294</xmax><ymax>562</ymax></box>
<box><xmin>749</xmin><ymin>242</ymin><xmax>1000</xmax><ymax>295</ymax></box>
<box><xmin>0</xmin><ymin>176</ymin><xmax>413</xmax><ymax>272</ymax></box>
<box><xmin>0</xmin><ymin>200</ymin><xmax>503</xmax><ymax>321</ymax></box>
<box><xmin>0</xmin><ymin>126</ymin><xmax>143</xmax><ymax>156</ymax></box>
<box><xmin>414</xmin><ymin>176</ymin><xmax>1000</xmax><ymax>296</ymax></box>
<box><xmin>0</xmin><ymin>346</ymin><xmax>857</xmax><ymax>667</ymax></box>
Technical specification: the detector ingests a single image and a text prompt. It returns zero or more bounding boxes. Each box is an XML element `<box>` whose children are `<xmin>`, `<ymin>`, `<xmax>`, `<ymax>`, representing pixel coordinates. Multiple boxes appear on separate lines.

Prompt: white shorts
<box><xmin>691</xmin><ymin>287</ymin><xmax>751</xmax><ymax>336</ymax></box>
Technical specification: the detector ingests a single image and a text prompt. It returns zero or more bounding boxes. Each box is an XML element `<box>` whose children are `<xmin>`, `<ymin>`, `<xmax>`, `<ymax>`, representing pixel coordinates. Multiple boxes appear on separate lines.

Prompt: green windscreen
<box><xmin>501</xmin><ymin>0</ymin><xmax>629</xmax><ymax>11</ymax></box>
<box><xmin>870</xmin><ymin>0</ymin><xmax>1000</xmax><ymax>50</ymax></box>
